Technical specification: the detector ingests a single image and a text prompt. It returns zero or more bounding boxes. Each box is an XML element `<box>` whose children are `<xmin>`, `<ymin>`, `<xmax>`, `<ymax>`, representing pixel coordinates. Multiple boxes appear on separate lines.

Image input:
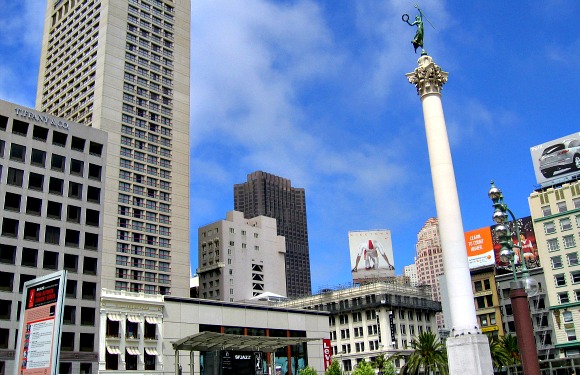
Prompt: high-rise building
<box><xmin>234</xmin><ymin>171</ymin><xmax>311</xmax><ymax>297</ymax></box>
<box><xmin>197</xmin><ymin>210</ymin><xmax>287</xmax><ymax>302</ymax></box>
<box><xmin>415</xmin><ymin>217</ymin><xmax>445</xmax><ymax>327</ymax></box>
<box><xmin>403</xmin><ymin>263</ymin><xmax>418</xmax><ymax>286</ymax></box>
<box><xmin>529</xmin><ymin>182</ymin><xmax>580</xmax><ymax>358</ymax></box>
<box><xmin>36</xmin><ymin>0</ymin><xmax>191</xmax><ymax>297</ymax></box>
<box><xmin>0</xmin><ymin>100</ymin><xmax>108</xmax><ymax>374</ymax></box>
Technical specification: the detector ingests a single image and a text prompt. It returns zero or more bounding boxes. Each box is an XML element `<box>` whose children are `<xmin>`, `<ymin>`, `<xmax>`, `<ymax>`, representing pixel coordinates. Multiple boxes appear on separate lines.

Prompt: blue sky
<box><xmin>1</xmin><ymin>1</ymin><xmax>579</xmax><ymax>293</ymax></box>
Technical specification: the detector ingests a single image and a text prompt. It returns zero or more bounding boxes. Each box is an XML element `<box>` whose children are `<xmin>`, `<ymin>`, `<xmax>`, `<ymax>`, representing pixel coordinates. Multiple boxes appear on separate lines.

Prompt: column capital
<box><xmin>406</xmin><ymin>55</ymin><xmax>448</xmax><ymax>97</ymax></box>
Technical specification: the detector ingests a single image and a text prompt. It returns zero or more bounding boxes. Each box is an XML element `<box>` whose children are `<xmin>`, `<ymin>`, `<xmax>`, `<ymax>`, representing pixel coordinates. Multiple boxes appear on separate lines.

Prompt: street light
<box><xmin>488</xmin><ymin>181</ymin><xmax>540</xmax><ymax>375</ymax></box>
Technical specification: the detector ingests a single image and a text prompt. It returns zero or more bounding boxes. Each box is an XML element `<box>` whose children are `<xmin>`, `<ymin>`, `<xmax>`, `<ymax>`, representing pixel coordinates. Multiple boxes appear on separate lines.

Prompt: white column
<box><xmin>407</xmin><ymin>55</ymin><xmax>493</xmax><ymax>375</ymax></box>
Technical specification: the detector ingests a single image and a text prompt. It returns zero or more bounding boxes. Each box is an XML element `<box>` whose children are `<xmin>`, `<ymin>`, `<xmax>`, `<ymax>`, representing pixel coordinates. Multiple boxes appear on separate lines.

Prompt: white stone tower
<box><xmin>406</xmin><ymin>55</ymin><xmax>493</xmax><ymax>374</ymax></box>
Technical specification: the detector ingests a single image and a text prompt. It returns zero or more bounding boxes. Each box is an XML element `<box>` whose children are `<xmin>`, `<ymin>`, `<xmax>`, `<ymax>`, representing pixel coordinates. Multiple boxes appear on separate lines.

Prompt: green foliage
<box><xmin>500</xmin><ymin>334</ymin><xmax>520</xmax><ymax>365</ymax></box>
<box><xmin>299</xmin><ymin>366</ymin><xmax>319</xmax><ymax>375</ymax></box>
<box><xmin>371</xmin><ymin>354</ymin><xmax>395</xmax><ymax>375</ymax></box>
<box><xmin>325</xmin><ymin>360</ymin><xmax>344</xmax><ymax>375</ymax></box>
<box><xmin>351</xmin><ymin>361</ymin><xmax>375</xmax><ymax>375</ymax></box>
<box><xmin>389</xmin><ymin>331</ymin><xmax>448</xmax><ymax>375</ymax></box>
<box><xmin>488</xmin><ymin>335</ymin><xmax>511</xmax><ymax>370</ymax></box>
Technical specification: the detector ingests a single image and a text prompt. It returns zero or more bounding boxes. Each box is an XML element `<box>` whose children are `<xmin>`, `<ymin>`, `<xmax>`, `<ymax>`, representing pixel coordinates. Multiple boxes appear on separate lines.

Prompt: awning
<box><xmin>172</xmin><ymin>331</ymin><xmax>320</xmax><ymax>352</ymax></box>
<box><xmin>145</xmin><ymin>316</ymin><xmax>162</xmax><ymax>324</ymax></box>
<box><xmin>127</xmin><ymin>315</ymin><xmax>143</xmax><ymax>323</ymax></box>
<box><xmin>106</xmin><ymin>346</ymin><xmax>121</xmax><ymax>355</ymax></box>
<box><xmin>145</xmin><ymin>347</ymin><xmax>159</xmax><ymax>356</ymax></box>
<box><xmin>126</xmin><ymin>347</ymin><xmax>141</xmax><ymax>356</ymax></box>
<box><xmin>107</xmin><ymin>313</ymin><xmax>123</xmax><ymax>322</ymax></box>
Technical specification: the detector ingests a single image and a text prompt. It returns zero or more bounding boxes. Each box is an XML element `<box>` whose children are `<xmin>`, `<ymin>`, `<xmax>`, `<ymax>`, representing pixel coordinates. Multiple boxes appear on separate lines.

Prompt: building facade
<box><xmin>469</xmin><ymin>265</ymin><xmax>504</xmax><ymax>338</ymax></box>
<box><xmin>36</xmin><ymin>0</ymin><xmax>191</xmax><ymax>297</ymax></box>
<box><xmin>415</xmin><ymin>218</ymin><xmax>445</xmax><ymax>327</ymax></box>
<box><xmin>234</xmin><ymin>171</ymin><xmax>311</xmax><ymax>297</ymax></box>
<box><xmin>496</xmin><ymin>267</ymin><xmax>556</xmax><ymax>359</ymax></box>
<box><xmin>529</xmin><ymin>182</ymin><xmax>580</xmax><ymax>357</ymax></box>
<box><xmin>403</xmin><ymin>263</ymin><xmax>418</xmax><ymax>286</ymax></box>
<box><xmin>0</xmin><ymin>100</ymin><xmax>108</xmax><ymax>374</ymax></box>
<box><xmin>280</xmin><ymin>281</ymin><xmax>441</xmax><ymax>373</ymax></box>
<box><xmin>197</xmin><ymin>211</ymin><xmax>287</xmax><ymax>302</ymax></box>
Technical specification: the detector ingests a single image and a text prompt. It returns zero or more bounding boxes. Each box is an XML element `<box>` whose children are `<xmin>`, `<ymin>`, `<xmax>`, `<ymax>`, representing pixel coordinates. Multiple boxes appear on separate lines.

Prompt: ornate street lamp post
<box><xmin>488</xmin><ymin>181</ymin><xmax>540</xmax><ymax>375</ymax></box>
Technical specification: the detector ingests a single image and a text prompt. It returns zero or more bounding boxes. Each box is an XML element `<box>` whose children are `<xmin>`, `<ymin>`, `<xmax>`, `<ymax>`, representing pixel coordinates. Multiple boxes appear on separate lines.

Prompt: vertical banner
<box><xmin>15</xmin><ymin>271</ymin><xmax>67</xmax><ymax>375</ymax></box>
<box><xmin>322</xmin><ymin>339</ymin><xmax>332</xmax><ymax>371</ymax></box>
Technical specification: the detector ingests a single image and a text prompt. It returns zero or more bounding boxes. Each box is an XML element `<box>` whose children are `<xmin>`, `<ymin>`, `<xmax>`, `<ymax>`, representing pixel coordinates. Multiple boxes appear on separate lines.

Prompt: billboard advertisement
<box><xmin>349</xmin><ymin>230</ymin><xmax>395</xmax><ymax>283</ymax></box>
<box><xmin>464</xmin><ymin>227</ymin><xmax>495</xmax><ymax>269</ymax></box>
<box><xmin>530</xmin><ymin>132</ymin><xmax>580</xmax><ymax>187</ymax></box>
<box><xmin>491</xmin><ymin>216</ymin><xmax>540</xmax><ymax>270</ymax></box>
<box><xmin>15</xmin><ymin>271</ymin><xmax>67</xmax><ymax>375</ymax></box>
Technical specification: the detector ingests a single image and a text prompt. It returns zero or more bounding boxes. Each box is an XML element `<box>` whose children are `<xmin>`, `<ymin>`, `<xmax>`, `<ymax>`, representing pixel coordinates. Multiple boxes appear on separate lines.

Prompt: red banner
<box><xmin>323</xmin><ymin>339</ymin><xmax>332</xmax><ymax>370</ymax></box>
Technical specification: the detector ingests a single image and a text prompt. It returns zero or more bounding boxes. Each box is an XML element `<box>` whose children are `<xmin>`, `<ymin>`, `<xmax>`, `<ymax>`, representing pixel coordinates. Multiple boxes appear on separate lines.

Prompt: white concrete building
<box><xmin>403</xmin><ymin>263</ymin><xmax>418</xmax><ymax>286</ymax></box>
<box><xmin>280</xmin><ymin>281</ymin><xmax>441</xmax><ymax>373</ymax></box>
<box><xmin>197</xmin><ymin>211</ymin><xmax>287</xmax><ymax>302</ymax></box>
<box><xmin>98</xmin><ymin>290</ymin><xmax>329</xmax><ymax>375</ymax></box>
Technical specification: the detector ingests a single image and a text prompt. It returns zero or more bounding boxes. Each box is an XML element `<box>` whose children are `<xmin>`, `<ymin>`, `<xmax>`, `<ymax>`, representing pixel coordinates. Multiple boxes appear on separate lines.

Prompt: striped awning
<box><xmin>126</xmin><ymin>347</ymin><xmax>140</xmax><ymax>356</ymax></box>
<box><xmin>106</xmin><ymin>346</ymin><xmax>121</xmax><ymax>355</ymax></box>
<box><xmin>145</xmin><ymin>347</ymin><xmax>159</xmax><ymax>356</ymax></box>
<box><xmin>145</xmin><ymin>316</ymin><xmax>162</xmax><ymax>324</ymax></box>
<box><xmin>107</xmin><ymin>313</ymin><xmax>123</xmax><ymax>322</ymax></box>
<box><xmin>127</xmin><ymin>315</ymin><xmax>143</xmax><ymax>323</ymax></box>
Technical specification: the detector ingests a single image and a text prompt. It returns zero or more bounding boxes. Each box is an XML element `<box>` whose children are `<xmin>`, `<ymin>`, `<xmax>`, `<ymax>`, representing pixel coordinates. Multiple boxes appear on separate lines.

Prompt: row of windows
<box><xmin>0</xmin><ymin>118</ymin><xmax>103</xmax><ymax>156</ymax></box>
<box><xmin>1</xmin><ymin>218</ymin><xmax>99</xmax><ymax>249</ymax></box>
<box><xmin>114</xmin><ymin>281</ymin><xmax>170</xmax><ymax>296</ymax></box>
<box><xmin>547</xmin><ymin>234</ymin><xmax>577</xmax><ymax>252</ymax></box>
<box><xmin>118</xmin><ymin>206</ymin><xmax>170</xmax><ymax>224</ymax></box>
<box><xmin>544</xmin><ymin>217</ymin><xmax>580</xmax><ymax>234</ymax></box>
<box><xmin>550</xmin><ymin>252</ymin><xmax>579</xmax><ymax>268</ymax></box>
<box><xmin>553</xmin><ymin>271</ymin><xmax>580</xmax><ymax>287</ymax></box>
<box><xmin>541</xmin><ymin>198</ymin><xmax>580</xmax><ymax>217</ymax></box>
<box><xmin>0</xmin><ymin>244</ymin><xmax>97</xmax><ymax>274</ymax></box>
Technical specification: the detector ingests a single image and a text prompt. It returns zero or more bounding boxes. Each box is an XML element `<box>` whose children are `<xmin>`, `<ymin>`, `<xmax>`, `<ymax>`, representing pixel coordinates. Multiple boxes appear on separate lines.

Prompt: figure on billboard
<box><xmin>352</xmin><ymin>240</ymin><xmax>394</xmax><ymax>272</ymax></box>
<box><xmin>515</xmin><ymin>233</ymin><xmax>539</xmax><ymax>268</ymax></box>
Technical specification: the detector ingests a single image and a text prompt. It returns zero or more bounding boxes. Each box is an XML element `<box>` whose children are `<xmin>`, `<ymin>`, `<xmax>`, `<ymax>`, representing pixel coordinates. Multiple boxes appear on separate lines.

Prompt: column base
<box><xmin>446</xmin><ymin>334</ymin><xmax>493</xmax><ymax>375</ymax></box>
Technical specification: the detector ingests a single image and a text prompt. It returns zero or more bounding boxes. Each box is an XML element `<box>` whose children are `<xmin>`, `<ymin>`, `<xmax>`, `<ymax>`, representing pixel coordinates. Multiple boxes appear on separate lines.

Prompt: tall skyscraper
<box><xmin>415</xmin><ymin>217</ymin><xmax>445</xmax><ymax>327</ymax></box>
<box><xmin>234</xmin><ymin>171</ymin><xmax>311</xmax><ymax>297</ymax></box>
<box><xmin>403</xmin><ymin>263</ymin><xmax>418</xmax><ymax>286</ymax></box>
<box><xmin>36</xmin><ymin>0</ymin><xmax>191</xmax><ymax>297</ymax></box>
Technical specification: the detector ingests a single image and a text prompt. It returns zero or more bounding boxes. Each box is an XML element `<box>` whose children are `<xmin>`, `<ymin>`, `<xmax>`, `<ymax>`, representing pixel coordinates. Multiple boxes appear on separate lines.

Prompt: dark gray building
<box><xmin>234</xmin><ymin>171</ymin><xmax>311</xmax><ymax>297</ymax></box>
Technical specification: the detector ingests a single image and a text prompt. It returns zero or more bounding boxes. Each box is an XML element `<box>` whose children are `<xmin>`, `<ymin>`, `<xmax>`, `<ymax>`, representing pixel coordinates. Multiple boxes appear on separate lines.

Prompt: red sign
<box><xmin>323</xmin><ymin>339</ymin><xmax>332</xmax><ymax>370</ymax></box>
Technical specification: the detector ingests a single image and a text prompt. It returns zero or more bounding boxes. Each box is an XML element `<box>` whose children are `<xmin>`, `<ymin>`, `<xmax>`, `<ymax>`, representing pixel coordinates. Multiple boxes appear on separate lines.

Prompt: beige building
<box><xmin>197</xmin><ymin>211</ymin><xmax>286</xmax><ymax>302</ymax></box>
<box><xmin>415</xmin><ymin>217</ymin><xmax>445</xmax><ymax>327</ymax></box>
<box><xmin>280</xmin><ymin>281</ymin><xmax>441</xmax><ymax>373</ymax></box>
<box><xmin>469</xmin><ymin>266</ymin><xmax>504</xmax><ymax>338</ymax></box>
<box><xmin>529</xmin><ymin>182</ymin><xmax>580</xmax><ymax>357</ymax></box>
<box><xmin>36</xmin><ymin>0</ymin><xmax>191</xmax><ymax>297</ymax></box>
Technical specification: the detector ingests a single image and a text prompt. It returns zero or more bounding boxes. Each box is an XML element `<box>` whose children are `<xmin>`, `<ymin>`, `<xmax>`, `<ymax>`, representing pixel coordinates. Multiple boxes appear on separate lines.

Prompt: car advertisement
<box><xmin>490</xmin><ymin>216</ymin><xmax>540</xmax><ymax>270</ymax></box>
<box><xmin>349</xmin><ymin>230</ymin><xmax>395</xmax><ymax>283</ymax></box>
<box><xmin>530</xmin><ymin>132</ymin><xmax>580</xmax><ymax>186</ymax></box>
<box><xmin>464</xmin><ymin>227</ymin><xmax>495</xmax><ymax>269</ymax></box>
<box><xmin>14</xmin><ymin>271</ymin><xmax>66</xmax><ymax>375</ymax></box>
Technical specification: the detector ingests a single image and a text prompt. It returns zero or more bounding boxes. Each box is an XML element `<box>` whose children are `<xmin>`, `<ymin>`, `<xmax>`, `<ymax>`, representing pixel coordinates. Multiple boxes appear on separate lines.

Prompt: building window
<box><xmin>566</xmin><ymin>329</ymin><xmax>577</xmax><ymax>341</ymax></box>
<box><xmin>544</xmin><ymin>222</ymin><xmax>556</xmax><ymax>234</ymax></box>
<box><xmin>564</xmin><ymin>235</ymin><xmax>576</xmax><ymax>249</ymax></box>
<box><xmin>572</xmin><ymin>271</ymin><xmax>580</xmax><ymax>284</ymax></box>
<box><xmin>552</xmin><ymin>256</ymin><xmax>563</xmax><ymax>269</ymax></box>
<box><xmin>563</xmin><ymin>311</ymin><xmax>574</xmax><ymax>323</ymax></box>
<box><xmin>555</xmin><ymin>274</ymin><xmax>566</xmax><ymax>287</ymax></box>
<box><xmin>558</xmin><ymin>201</ymin><xmax>568</xmax><ymax>213</ymax></box>
<box><xmin>568</xmin><ymin>253</ymin><xmax>579</xmax><ymax>267</ymax></box>
<box><xmin>561</xmin><ymin>218</ymin><xmax>573</xmax><ymax>231</ymax></box>
<box><xmin>559</xmin><ymin>292</ymin><xmax>570</xmax><ymax>304</ymax></box>
<box><xmin>542</xmin><ymin>205</ymin><xmax>553</xmax><ymax>216</ymax></box>
<box><xmin>548</xmin><ymin>238</ymin><xmax>560</xmax><ymax>252</ymax></box>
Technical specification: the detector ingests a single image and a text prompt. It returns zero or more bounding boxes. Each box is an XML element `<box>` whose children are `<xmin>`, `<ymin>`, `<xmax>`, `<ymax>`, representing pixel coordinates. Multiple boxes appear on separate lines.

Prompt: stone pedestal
<box><xmin>447</xmin><ymin>335</ymin><xmax>493</xmax><ymax>375</ymax></box>
<box><xmin>407</xmin><ymin>55</ymin><xmax>493</xmax><ymax>374</ymax></box>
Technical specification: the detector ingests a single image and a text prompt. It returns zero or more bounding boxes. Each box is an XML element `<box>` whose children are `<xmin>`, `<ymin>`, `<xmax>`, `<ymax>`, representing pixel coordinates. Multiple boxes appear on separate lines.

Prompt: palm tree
<box><xmin>371</xmin><ymin>354</ymin><xmax>395</xmax><ymax>375</ymax></box>
<box><xmin>389</xmin><ymin>331</ymin><xmax>448</xmax><ymax>375</ymax></box>
<box><xmin>500</xmin><ymin>334</ymin><xmax>520</xmax><ymax>365</ymax></box>
<box><xmin>488</xmin><ymin>335</ymin><xmax>511</xmax><ymax>371</ymax></box>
